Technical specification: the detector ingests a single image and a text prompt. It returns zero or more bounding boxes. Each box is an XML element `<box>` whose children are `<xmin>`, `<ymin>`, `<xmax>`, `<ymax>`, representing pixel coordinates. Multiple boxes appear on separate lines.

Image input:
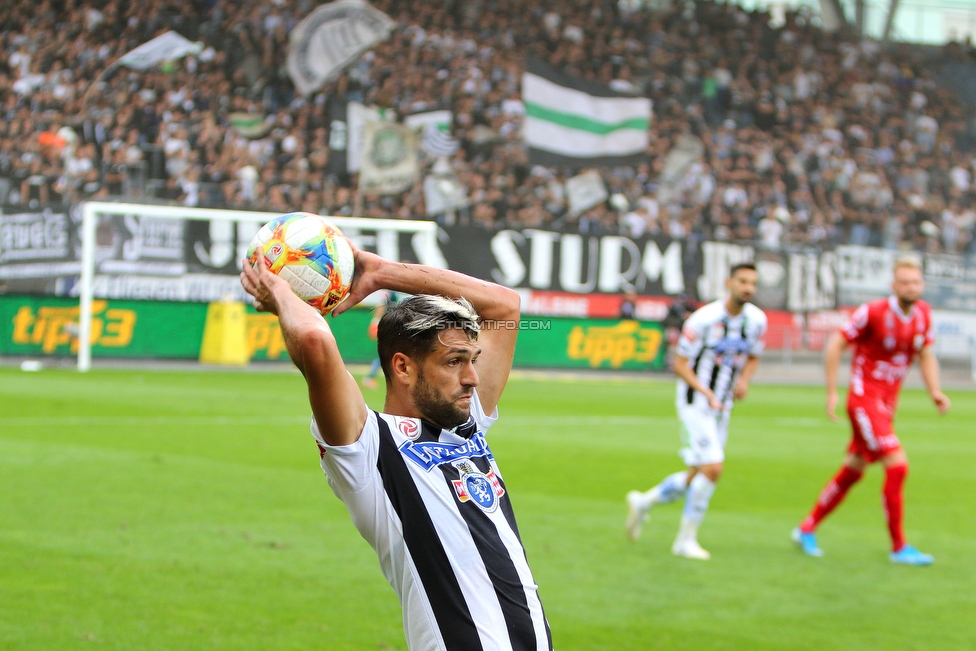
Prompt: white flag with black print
<box><xmin>287</xmin><ymin>0</ymin><xmax>395</xmax><ymax>96</ymax></box>
<box><xmin>117</xmin><ymin>31</ymin><xmax>203</xmax><ymax>70</ymax></box>
<box><xmin>522</xmin><ymin>56</ymin><xmax>651</xmax><ymax>167</ymax></box>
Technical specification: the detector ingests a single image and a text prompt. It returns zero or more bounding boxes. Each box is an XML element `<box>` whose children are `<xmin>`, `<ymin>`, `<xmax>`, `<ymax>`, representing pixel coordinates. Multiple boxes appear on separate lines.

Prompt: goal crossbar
<box><xmin>77</xmin><ymin>201</ymin><xmax>437</xmax><ymax>372</ymax></box>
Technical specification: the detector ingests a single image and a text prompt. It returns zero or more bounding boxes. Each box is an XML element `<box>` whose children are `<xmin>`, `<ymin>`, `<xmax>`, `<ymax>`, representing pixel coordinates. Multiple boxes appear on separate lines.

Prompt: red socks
<box><xmin>883</xmin><ymin>465</ymin><xmax>908</xmax><ymax>552</ymax></box>
<box><xmin>800</xmin><ymin>466</ymin><xmax>864</xmax><ymax>533</ymax></box>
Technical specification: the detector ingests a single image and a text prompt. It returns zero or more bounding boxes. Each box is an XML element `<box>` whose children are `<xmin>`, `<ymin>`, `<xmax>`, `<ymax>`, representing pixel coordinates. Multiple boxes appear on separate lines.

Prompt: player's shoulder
<box><xmin>689</xmin><ymin>300</ymin><xmax>724</xmax><ymax>323</ymax></box>
<box><xmin>915</xmin><ymin>299</ymin><xmax>932</xmax><ymax>315</ymax></box>
<box><xmin>743</xmin><ymin>302</ymin><xmax>767</xmax><ymax>325</ymax></box>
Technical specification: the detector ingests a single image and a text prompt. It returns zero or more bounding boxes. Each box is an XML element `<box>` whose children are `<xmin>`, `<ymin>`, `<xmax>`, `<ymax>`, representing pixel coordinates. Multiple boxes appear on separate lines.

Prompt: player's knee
<box><xmin>700</xmin><ymin>463</ymin><xmax>723</xmax><ymax>482</ymax></box>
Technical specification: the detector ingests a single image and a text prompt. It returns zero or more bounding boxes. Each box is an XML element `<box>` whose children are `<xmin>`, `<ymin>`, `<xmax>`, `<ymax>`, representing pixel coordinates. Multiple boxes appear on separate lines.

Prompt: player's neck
<box><xmin>724</xmin><ymin>298</ymin><xmax>745</xmax><ymax>317</ymax></box>
<box><xmin>894</xmin><ymin>296</ymin><xmax>916</xmax><ymax>316</ymax></box>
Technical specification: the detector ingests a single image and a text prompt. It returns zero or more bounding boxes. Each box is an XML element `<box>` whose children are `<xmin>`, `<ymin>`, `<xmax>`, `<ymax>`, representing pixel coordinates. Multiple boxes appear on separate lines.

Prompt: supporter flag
<box><xmin>117</xmin><ymin>31</ymin><xmax>203</xmax><ymax>70</ymax></box>
<box><xmin>522</xmin><ymin>57</ymin><xmax>651</xmax><ymax>167</ymax></box>
<box><xmin>358</xmin><ymin>122</ymin><xmax>419</xmax><ymax>195</ymax></box>
<box><xmin>287</xmin><ymin>0</ymin><xmax>395</xmax><ymax>96</ymax></box>
<box><xmin>565</xmin><ymin>170</ymin><xmax>609</xmax><ymax>216</ymax></box>
<box><xmin>405</xmin><ymin>110</ymin><xmax>460</xmax><ymax>158</ymax></box>
<box><xmin>420</xmin><ymin>125</ymin><xmax>461</xmax><ymax>158</ymax></box>
<box><xmin>327</xmin><ymin>101</ymin><xmax>396</xmax><ymax>174</ymax></box>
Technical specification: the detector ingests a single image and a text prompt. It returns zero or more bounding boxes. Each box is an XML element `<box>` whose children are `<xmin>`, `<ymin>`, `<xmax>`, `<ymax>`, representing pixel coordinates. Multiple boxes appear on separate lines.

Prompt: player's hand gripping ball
<box><xmin>246</xmin><ymin>212</ymin><xmax>355</xmax><ymax>314</ymax></box>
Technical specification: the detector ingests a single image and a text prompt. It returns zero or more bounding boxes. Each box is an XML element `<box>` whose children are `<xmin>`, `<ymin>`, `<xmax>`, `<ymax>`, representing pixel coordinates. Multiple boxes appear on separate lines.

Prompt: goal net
<box><xmin>74</xmin><ymin>201</ymin><xmax>440</xmax><ymax>371</ymax></box>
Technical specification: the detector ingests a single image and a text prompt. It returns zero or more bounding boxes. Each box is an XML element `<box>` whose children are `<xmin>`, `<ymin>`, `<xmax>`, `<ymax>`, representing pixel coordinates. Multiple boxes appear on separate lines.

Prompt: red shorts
<box><xmin>846</xmin><ymin>398</ymin><xmax>901</xmax><ymax>463</ymax></box>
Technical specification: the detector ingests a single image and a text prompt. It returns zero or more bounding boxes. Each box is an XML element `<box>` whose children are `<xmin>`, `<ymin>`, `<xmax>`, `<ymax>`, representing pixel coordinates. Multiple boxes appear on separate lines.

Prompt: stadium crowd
<box><xmin>1</xmin><ymin>0</ymin><xmax>976</xmax><ymax>254</ymax></box>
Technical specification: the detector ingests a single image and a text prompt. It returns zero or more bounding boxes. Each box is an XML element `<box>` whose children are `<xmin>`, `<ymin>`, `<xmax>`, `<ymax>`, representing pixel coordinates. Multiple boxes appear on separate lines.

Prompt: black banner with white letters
<box><xmin>24</xmin><ymin>206</ymin><xmax>976</xmax><ymax>312</ymax></box>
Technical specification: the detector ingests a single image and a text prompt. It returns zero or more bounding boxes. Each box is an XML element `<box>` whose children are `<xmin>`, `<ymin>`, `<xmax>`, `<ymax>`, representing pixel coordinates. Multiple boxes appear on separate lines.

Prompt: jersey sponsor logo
<box><xmin>395</xmin><ymin>417</ymin><xmax>421</xmax><ymax>439</ymax></box>
<box><xmin>451</xmin><ymin>459</ymin><xmax>504</xmax><ymax>513</ymax></box>
<box><xmin>712</xmin><ymin>337</ymin><xmax>753</xmax><ymax>355</ymax></box>
<box><xmin>871</xmin><ymin>358</ymin><xmax>908</xmax><ymax>384</ymax></box>
<box><xmin>399</xmin><ymin>431</ymin><xmax>493</xmax><ymax>471</ymax></box>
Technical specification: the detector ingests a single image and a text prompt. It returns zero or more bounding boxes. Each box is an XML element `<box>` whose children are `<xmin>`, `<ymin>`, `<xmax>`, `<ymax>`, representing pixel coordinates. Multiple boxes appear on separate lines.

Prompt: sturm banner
<box><xmin>9</xmin><ymin>209</ymin><xmax>971</xmax><ymax>312</ymax></box>
<box><xmin>440</xmin><ymin>226</ymin><xmax>692</xmax><ymax>297</ymax></box>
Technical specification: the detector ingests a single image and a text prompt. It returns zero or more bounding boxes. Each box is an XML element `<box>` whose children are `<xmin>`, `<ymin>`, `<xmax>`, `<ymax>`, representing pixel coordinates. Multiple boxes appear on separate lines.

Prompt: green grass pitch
<box><xmin>1</xmin><ymin>366</ymin><xmax>974</xmax><ymax>650</ymax></box>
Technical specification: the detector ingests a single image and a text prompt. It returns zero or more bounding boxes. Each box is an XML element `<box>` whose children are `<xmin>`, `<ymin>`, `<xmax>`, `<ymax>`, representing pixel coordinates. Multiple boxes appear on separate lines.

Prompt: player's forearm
<box><xmin>273</xmin><ymin>284</ymin><xmax>335</xmax><ymax>375</ymax></box>
<box><xmin>918</xmin><ymin>347</ymin><xmax>943</xmax><ymax>398</ymax></box>
<box><xmin>739</xmin><ymin>356</ymin><xmax>760</xmax><ymax>386</ymax></box>
<box><xmin>824</xmin><ymin>332</ymin><xmax>846</xmax><ymax>394</ymax></box>
<box><xmin>673</xmin><ymin>356</ymin><xmax>710</xmax><ymax>394</ymax></box>
<box><xmin>374</xmin><ymin>258</ymin><xmax>520</xmax><ymax>322</ymax></box>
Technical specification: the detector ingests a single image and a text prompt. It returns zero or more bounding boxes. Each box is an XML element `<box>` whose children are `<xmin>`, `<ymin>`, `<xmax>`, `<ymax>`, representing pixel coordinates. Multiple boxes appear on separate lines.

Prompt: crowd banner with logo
<box><xmin>522</xmin><ymin>57</ymin><xmax>652</xmax><ymax>167</ymax></box>
<box><xmin>116</xmin><ymin>31</ymin><xmax>203</xmax><ymax>70</ymax></box>
<box><xmin>921</xmin><ymin>254</ymin><xmax>976</xmax><ymax>312</ymax></box>
<box><xmin>358</xmin><ymin>121</ymin><xmax>419</xmax><ymax>194</ymax></box>
<box><xmin>835</xmin><ymin>245</ymin><xmax>901</xmax><ymax>306</ymax></box>
<box><xmin>11</xmin><ymin>208</ymin><xmax>972</xmax><ymax>313</ymax></box>
<box><xmin>698</xmin><ymin>241</ymin><xmax>836</xmax><ymax>311</ymax></box>
<box><xmin>565</xmin><ymin>171</ymin><xmax>609</xmax><ymax>216</ymax></box>
<box><xmin>930</xmin><ymin>310</ymin><xmax>976</xmax><ymax>360</ymax></box>
<box><xmin>287</xmin><ymin>0</ymin><xmax>395</xmax><ymax>96</ymax></box>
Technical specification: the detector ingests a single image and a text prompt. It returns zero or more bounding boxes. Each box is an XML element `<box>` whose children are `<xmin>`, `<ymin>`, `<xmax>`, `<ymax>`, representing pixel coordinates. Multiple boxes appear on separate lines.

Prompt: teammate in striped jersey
<box><xmin>626</xmin><ymin>263</ymin><xmax>767</xmax><ymax>559</ymax></box>
<box><xmin>792</xmin><ymin>257</ymin><xmax>950</xmax><ymax>565</ymax></box>
<box><xmin>241</xmin><ymin>246</ymin><xmax>551</xmax><ymax>651</ymax></box>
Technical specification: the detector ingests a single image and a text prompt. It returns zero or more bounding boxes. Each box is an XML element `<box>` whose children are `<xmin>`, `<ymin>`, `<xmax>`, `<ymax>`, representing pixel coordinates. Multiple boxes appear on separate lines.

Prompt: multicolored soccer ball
<box><xmin>246</xmin><ymin>212</ymin><xmax>355</xmax><ymax>314</ymax></box>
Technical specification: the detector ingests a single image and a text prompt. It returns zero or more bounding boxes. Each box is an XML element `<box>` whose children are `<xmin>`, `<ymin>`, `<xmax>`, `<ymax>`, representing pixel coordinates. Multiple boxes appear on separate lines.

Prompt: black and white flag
<box><xmin>287</xmin><ymin>0</ymin><xmax>395</xmax><ymax>96</ymax></box>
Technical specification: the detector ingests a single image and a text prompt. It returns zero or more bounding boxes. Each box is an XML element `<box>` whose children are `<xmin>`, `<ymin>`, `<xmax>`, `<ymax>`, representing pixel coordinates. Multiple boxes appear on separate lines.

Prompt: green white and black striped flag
<box><xmin>522</xmin><ymin>57</ymin><xmax>651</xmax><ymax>167</ymax></box>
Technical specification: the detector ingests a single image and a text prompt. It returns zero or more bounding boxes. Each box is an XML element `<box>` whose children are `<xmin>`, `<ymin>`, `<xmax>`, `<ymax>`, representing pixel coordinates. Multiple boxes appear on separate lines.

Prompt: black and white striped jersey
<box><xmin>311</xmin><ymin>391</ymin><xmax>551</xmax><ymax>651</ymax></box>
<box><xmin>674</xmin><ymin>300</ymin><xmax>767</xmax><ymax>411</ymax></box>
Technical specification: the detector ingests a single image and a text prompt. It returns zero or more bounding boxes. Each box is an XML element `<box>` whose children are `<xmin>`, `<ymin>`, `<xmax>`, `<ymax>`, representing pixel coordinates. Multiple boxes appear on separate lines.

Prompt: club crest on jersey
<box><xmin>395</xmin><ymin>417</ymin><xmax>421</xmax><ymax>440</ymax></box>
<box><xmin>451</xmin><ymin>459</ymin><xmax>504</xmax><ymax>513</ymax></box>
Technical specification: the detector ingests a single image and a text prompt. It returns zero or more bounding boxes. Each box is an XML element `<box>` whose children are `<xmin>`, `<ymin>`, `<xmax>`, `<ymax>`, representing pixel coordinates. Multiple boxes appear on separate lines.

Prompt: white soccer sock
<box><xmin>680</xmin><ymin>474</ymin><xmax>716</xmax><ymax>536</ymax></box>
<box><xmin>644</xmin><ymin>470</ymin><xmax>689</xmax><ymax>506</ymax></box>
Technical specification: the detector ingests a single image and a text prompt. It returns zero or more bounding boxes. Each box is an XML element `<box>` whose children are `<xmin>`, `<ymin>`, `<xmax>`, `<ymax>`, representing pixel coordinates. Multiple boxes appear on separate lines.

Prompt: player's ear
<box><xmin>391</xmin><ymin>352</ymin><xmax>414</xmax><ymax>386</ymax></box>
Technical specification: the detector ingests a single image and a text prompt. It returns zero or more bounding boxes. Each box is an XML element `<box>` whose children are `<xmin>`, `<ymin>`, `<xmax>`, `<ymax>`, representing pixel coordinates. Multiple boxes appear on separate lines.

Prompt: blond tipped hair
<box><xmin>893</xmin><ymin>256</ymin><xmax>922</xmax><ymax>272</ymax></box>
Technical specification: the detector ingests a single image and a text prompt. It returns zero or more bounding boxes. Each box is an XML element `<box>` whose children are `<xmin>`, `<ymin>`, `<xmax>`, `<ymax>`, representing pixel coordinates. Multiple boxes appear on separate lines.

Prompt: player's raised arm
<box><xmin>241</xmin><ymin>254</ymin><xmax>367</xmax><ymax>447</ymax></box>
<box><xmin>918</xmin><ymin>345</ymin><xmax>951</xmax><ymax>415</ymax></box>
<box><xmin>334</xmin><ymin>248</ymin><xmax>520</xmax><ymax>415</ymax></box>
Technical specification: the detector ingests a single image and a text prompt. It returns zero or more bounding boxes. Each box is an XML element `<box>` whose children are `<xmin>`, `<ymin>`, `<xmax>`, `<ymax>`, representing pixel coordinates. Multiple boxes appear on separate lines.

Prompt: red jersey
<box><xmin>840</xmin><ymin>296</ymin><xmax>934</xmax><ymax>407</ymax></box>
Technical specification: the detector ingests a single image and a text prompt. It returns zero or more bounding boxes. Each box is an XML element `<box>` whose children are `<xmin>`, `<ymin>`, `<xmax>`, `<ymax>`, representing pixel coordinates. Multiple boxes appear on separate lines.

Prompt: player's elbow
<box><xmin>291</xmin><ymin>325</ymin><xmax>339</xmax><ymax>369</ymax></box>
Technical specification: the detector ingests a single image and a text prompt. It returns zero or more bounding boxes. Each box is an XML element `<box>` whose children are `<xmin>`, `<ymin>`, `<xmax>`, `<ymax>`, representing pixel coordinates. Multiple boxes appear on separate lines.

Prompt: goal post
<box><xmin>76</xmin><ymin>201</ymin><xmax>440</xmax><ymax>372</ymax></box>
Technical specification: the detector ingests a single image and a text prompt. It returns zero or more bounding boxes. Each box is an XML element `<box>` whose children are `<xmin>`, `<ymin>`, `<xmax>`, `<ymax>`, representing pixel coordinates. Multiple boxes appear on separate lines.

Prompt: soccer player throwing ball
<box><xmin>793</xmin><ymin>257</ymin><xmax>950</xmax><ymax>565</ymax></box>
<box><xmin>241</xmin><ymin>245</ymin><xmax>552</xmax><ymax>650</ymax></box>
<box><xmin>626</xmin><ymin>263</ymin><xmax>767</xmax><ymax>559</ymax></box>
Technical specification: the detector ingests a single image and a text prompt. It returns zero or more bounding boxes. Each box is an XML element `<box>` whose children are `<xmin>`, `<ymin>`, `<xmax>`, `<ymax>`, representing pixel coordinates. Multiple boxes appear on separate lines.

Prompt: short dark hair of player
<box><xmin>729</xmin><ymin>262</ymin><xmax>757</xmax><ymax>278</ymax></box>
<box><xmin>376</xmin><ymin>295</ymin><xmax>481</xmax><ymax>383</ymax></box>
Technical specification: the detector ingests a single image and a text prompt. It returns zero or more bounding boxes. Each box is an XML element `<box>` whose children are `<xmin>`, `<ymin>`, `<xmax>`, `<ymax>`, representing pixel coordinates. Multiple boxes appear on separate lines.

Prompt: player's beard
<box><xmin>412</xmin><ymin>369</ymin><xmax>470</xmax><ymax>430</ymax></box>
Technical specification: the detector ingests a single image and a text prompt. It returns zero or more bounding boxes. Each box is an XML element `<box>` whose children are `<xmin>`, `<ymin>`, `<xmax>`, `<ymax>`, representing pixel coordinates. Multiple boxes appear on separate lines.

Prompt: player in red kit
<box><xmin>793</xmin><ymin>257</ymin><xmax>951</xmax><ymax>565</ymax></box>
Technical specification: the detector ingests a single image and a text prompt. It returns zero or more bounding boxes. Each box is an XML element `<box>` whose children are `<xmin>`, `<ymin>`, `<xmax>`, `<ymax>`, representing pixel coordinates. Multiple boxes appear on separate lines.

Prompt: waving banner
<box><xmin>287</xmin><ymin>0</ymin><xmax>394</xmax><ymax>96</ymax></box>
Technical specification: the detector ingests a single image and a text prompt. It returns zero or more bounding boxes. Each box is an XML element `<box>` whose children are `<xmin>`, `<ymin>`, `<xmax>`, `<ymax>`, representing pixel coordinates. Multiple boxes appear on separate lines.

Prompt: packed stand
<box><xmin>1</xmin><ymin>0</ymin><xmax>975</xmax><ymax>254</ymax></box>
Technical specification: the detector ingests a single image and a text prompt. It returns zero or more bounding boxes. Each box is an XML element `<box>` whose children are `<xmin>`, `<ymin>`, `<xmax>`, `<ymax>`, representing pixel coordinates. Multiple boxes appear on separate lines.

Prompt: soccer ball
<box><xmin>246</xmin><ymin>212</ymin><xmax>355</xmax><ymax>314</ymax></box>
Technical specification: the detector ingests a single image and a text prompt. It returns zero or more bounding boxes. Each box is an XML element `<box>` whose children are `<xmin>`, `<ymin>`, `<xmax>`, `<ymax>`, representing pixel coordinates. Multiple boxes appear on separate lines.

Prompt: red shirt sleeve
<box><xmin>840</xmin><ymin>303</ymin><xmax>871</xmax><ymax>344</ymax></box>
